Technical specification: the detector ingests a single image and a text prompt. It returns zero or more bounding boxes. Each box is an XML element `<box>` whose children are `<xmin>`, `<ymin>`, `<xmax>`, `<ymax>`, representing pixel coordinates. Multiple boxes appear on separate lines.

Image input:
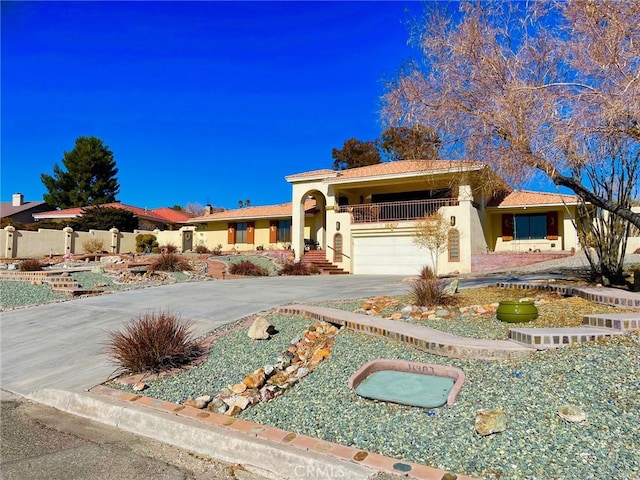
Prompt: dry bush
<box><xmin>105</xmin><ymin>311</ymin><xmax>202</xmax><ymax>374</ymax></box>
<box><xmin>19</xmin><ymin>258</ymin><xmax>43</xmax><ymax>271</ymax></box>
<box><xmin>419</xmin><ymin>265</ymin><xmax>436</xmax><ymax>280</ymax></box>
<box><xmin>194</xmin><ymin>244</ymin><xmax>209</xmax><ymax>254</ymax></box>
<box><xmin>82</xmin><ymin>238</ymin><xmax>105</xmax><ymax>254</ymax></box>
<box><xmin>409</xmin><ymin>278</ymin><xmax>453</xmax><ymax>308</ymax></box>
<box><xmin>279</xmin><ymin>261</ymin><xmax>311</xmax><ymax>276</ymax></box>
<box><xmin>228</xmin><ymin>260</ymin><xmax>269</xmax><ymax>276</ymax></box>
<box><xmin>149</xmin><ymin>253</ymin><xmax>193</xmax><ymax>272</ymax></box>
<box><xmin>160</xmin><ymin>244</ymin><xmax>177</xmax><ymax>254</ymax></box>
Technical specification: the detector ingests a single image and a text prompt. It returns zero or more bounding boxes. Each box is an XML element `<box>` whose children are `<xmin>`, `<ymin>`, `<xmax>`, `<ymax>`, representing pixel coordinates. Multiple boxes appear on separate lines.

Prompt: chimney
<box><xmin>12</xmin><ymin>193</ymin><xmax>24</xmax><ymax>207</ymax></box>
<box><xmin>204</xmin><ymin>204</ymin><xmax>213</xmax><ymax>215</ymax></box>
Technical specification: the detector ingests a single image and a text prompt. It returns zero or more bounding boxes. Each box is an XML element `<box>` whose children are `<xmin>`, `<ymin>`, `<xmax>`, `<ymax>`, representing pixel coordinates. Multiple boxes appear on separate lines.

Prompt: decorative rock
<box><xmin>263</xmin><ymin>364</ymin><xmax>275</xmax><ymax>376</ymax></box>
<box><xmin>296</xmin><ymin>367</ymin><xmax>310</xmax><ymax>379</ymax></box>
<box><xmin>207</xmin><ymin>398</ymin><xmax>228</xmax><ymax>414</ymax></box>
<box><xmin>557</xmin><ymin>404</ymin><xmax>586</xmax><ymax>423</ymax></box>
<box><xmin>243</xmin><ymin>368</ymin><xmax>266</xmax><ymax>389</ymax></box>
<box><xmin>390</xmin><ymin>313</ymin><xmax>403</xmax><ymax>321</ymax></box>
<box><xmin>443</xmin><ymin>279</ymin><xmax>459</xmax><ymax>295</ymax></box>
<box><xmin>247</xmin><ymin>315</ymin><xmax>274</xmax><ymax>340</ymax></box>
<box><xmin>196</xmin><ymin>394</ymin><xmax>212</xmax><ymax>404</ymax></box>
<box><xmin>231</xmin><ymin>382</ymin><xmax>247</xmax><ymax>394</ymax></box>
<box><xmin>226</xmin><ymin>396</ymin><xmax>250</xmax><ymax>416</ymax></box>
<box><xmin>475</xmin><ymin>410</ymin><xmax>507</xmax><ymax>436</ymax></box>
<box><xmin>435</xmin><ymin>309</ymin><xmax>450</xmax><ymax>317</ymax></box>
<box><xmin>184</xmin><ymin>397</ymin><xmax>207</xmax><ymax>409</ymax></box>
<box><xmin>132</xmin><ymin>381</ymin><xmax>147</xmax><ymax>392</ymax></box>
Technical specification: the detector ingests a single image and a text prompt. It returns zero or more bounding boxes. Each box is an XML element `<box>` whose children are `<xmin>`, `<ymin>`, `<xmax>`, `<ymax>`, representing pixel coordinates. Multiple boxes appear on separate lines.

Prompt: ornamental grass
<box><xmin>105</xmin><ymin>311</ymin><xmax>202</xmax><ymax>374</ymax></box>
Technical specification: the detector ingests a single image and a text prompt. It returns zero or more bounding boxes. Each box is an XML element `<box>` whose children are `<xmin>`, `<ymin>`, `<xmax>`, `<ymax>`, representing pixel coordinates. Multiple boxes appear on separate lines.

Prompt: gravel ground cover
<box><xmin>311</xmin><ymin>287</ymin><xmax>638</xmax><ymax>340</ymax></box>
<box><xmin>111</xmin><ymin>312</ymin><xmax>640</xmax><ymax>480</ymax></box>
<box><xmin>0</xmin><ymin>281</ymin><xmax>67</xmax><ymax>309</ymax></box>
<box><xmin>0</xmin><ymin>270</ymin><xmax>200</xmax><ymax>311</ymax></box>
<box><xmin>223</xmin><ymin>255</ymin><xmax>279</xmax><ymax>275</ymax></box>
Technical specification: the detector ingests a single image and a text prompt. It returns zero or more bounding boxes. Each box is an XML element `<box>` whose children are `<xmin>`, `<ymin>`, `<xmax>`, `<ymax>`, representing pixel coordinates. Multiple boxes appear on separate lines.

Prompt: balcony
<box><xmin>337</xmin><ymin>198</ymin><xmax>459</xmax><ymax>224</ymax></box>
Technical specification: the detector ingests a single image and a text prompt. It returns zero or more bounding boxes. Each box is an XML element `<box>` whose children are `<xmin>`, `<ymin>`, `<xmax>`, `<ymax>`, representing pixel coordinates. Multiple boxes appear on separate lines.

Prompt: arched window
<box><xmin>333</xmin><ymin>233</ymin><xmax>343</xmax><ymax>262</ymax></box>
<box><xmin>448</xmin><ymin>229</ymin><xmax>460</xmax><ymax>262</ymax></box>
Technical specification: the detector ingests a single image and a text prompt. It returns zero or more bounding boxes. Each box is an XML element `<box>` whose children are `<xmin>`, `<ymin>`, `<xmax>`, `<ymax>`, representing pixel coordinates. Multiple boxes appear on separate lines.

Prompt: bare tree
<box><xmin>413</xmin><ymin>210</ymin><xmax>451</xmax><ymax>276</ymax></box>
<box><xmin>382</xmin><ymin>1</ymin><xmax>640</xmax><ymax>230</ymax></box>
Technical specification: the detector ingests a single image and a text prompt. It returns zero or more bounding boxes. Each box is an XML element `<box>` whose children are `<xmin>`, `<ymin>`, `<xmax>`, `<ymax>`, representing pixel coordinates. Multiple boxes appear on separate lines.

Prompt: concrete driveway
<box><xmin>1</xmin><ymin>275</ymin><xmax>411</xmax><ymax>397</ymax></box>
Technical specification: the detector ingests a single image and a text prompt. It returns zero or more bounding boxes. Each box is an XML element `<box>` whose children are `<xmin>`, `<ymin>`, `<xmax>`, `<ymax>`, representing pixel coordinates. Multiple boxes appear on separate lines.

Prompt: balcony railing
<box><xmin>337</xmin><ymin>198</ymin><xmax>459</xmax><ymax>224</ymax></box>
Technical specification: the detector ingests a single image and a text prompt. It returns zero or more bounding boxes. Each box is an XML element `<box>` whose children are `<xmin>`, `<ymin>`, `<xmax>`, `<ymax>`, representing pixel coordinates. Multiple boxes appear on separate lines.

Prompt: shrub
<box><xmin>279</xmin><ymin>261</ymin><xmax>311</xmax><ymax>276</ymax></box>
<box><xmin>149</xmin><ymin>253</ymin><xmax>193</xmax><ymax>272</ymax></box>
<box><xmin>212</xmin><ymin>244</ymin><xmax>223</xmax><ymax>256</ymax></box>
<box><xmin>19</xmin><ymin>258</ymin><xmax>43</xmax><ymax>271</ymax></box>
<box><xmin>194</xmin><ymin>244</ymin><xmax>210</xmax><ymax>254</ymax></box>
<box><xmin>409</xmin><ymin>278</ymin><xmax>452</xmax><ymax>308</ymax></box>
<box><xmin>82</xmin><ymin>238</ymin><xmax>105</xmax><ymax>254</ymax></box>
<box><xmin>419</xmin><ymin>265</ymin><xmax>436</xmax><ymax>280</ymax></box>
<box><xmin>160</xmin><ymin>243</ymin><xmax>177</xmax><ymax>254</ymax></box>
<box><xmin>135</xmin><ymin>234</ymin><xmax>158</xmax><ymax>253</ymax></box>
<box><xmin>105</xmin><ymin>311</ymin><xmax>202</xmax><ymax>374</ymax></box>
<box><xmin>228</xmin><ymin>260</ymin><xmax>269</xmax><ymax>276</ymax></box>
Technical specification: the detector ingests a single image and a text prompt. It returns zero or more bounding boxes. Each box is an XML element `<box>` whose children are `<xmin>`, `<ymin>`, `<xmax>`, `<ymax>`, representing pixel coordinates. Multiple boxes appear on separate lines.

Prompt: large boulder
<box><xmin>247</xmin><ymin>315</ymin><xmax>274</xmax><ymax>340</ymax></box>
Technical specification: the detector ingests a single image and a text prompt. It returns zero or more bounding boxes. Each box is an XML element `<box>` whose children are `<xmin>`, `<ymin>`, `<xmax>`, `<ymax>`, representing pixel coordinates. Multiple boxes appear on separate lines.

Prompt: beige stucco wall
<box><xmin>1</xmin><ymin>228</ymin><xmax>141</xmax><ymax>258</ymax></box>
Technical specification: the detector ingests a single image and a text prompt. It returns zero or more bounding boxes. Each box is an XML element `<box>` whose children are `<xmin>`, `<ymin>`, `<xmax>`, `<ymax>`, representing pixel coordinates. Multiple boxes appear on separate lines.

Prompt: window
<box><xmin>514</xmin><ymin>214</ymin><xmax>547</xmax><ymax>239</ymax></box>
<box><xmin>235</xmin><ymin>222</ymin><xmax>248</xmax><ymax>243</ymax></box>
<box><xmin>277</xmin><ymin>220</ymin><xmax>291</xmax><ymax>243</ymax></box>
<box><xmin>333</xmin><ymin>233</ymin><xmax>343</xmax><ymax>262</ymax></box>
<box><xmin>448</xmin><ymin>229</ymin><xmax>460</xmax><ymax>262</ymax></box>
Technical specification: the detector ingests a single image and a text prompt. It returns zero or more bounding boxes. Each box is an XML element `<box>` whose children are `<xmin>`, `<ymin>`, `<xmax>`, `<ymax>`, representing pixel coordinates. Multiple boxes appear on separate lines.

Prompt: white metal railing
<box><xmin>336</xmin><ymin>198</ymin><xmax>458</xmax><ymax>224</ymax></box>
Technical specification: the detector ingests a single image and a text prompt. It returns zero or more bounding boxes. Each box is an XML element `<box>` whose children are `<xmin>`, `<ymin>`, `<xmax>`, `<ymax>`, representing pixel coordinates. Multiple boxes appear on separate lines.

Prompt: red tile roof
<box><xmin>33</xmin><ymin>202</ymin><xmax>186</xmax><ymax>224</ymax></box>
<box><xmin>497</xmin><ymin>190</ymin><xmax>579</xmax><ymax>207</ymax></box>
<box><xmin>150</xmin><ymin>207</ymin><xmax>193</xmax><ymax>223</ymax></box>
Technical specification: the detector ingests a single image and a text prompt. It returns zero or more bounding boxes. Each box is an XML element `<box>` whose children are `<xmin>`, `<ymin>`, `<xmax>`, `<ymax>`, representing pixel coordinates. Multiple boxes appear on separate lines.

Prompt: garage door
<box><xmin>352</xmin><ymin>235</ymin><xmax>434</xmax><ymax>275</ymax></box>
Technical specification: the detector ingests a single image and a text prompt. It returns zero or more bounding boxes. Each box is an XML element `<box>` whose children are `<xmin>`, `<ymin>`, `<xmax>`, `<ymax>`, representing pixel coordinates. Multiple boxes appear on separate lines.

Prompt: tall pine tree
<box><xmin>41</xmin><ymin>136</ymin><xmax>120</xmax><ymax>208</ymax></box>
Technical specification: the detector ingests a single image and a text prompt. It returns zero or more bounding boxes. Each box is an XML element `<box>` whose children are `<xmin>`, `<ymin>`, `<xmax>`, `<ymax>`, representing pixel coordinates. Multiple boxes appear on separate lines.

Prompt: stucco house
<box><xmin>0</xmin><ymin>193</ymin><xmax>52</xmax><ymax>224</ymax></box>
<box><xmin>285</xmin><ymin>160</ymin><xmax>587</xmax><ymax>276</ymax></box>
<box><xmin>33</xmin><ymin>202</ymin><xmax>192</xmax><ymax>231</ymax></box>
<box><xmin>184</xmin><ymin>200</ymin><xmax>318</xmax><ymax>253</ymax></box>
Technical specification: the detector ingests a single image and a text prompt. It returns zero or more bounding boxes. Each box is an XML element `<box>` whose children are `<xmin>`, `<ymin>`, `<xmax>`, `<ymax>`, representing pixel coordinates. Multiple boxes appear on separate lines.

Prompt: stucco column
<box><xmin>109</xmin><ymin>227</ymin><xmax>119</xmax><ymax>253</ymax></box>
<box><xmin>4</xmin><ymin>226</ymin><xmax>16</xmax><ymax>258</ymax></box>
<box><xmin>63</xmin><ymin>226</ymin><xmax>74</xmax><ymax>255</ymax></box>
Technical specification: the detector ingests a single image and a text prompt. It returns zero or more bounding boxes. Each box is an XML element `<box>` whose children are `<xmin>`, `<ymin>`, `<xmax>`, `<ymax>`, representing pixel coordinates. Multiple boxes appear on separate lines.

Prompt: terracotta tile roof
<box><xmin>150</xmin><ymin>207</ymin><xmax>193</xmax><ymax>223</ymax></box>
<box><xmin>287</xmin><ymin>160</ymin><xmax>484</xmax><ymax>183</ymax></box>
<box><xmin>188</xmin><ymin>200</ymin><xmax>316</xmax><ymax>223</ymax></box>
<box><xmin>33</xmin><ymin>202</ymin><xmax>183</xmax><ymax>224</ymax></box>
<box><xmin>285</xmin><ymin>168</ymin><xmax>336</xmax><ymax>180</ymax></box>
<box><xmin>497</xmin><ymin>190</ymin><xmax>579</xmax><ymax>207</ymax></box>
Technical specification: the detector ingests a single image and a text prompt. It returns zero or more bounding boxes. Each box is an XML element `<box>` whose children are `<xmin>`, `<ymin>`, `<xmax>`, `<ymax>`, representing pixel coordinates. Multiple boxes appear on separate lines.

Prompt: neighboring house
<box><xmin>32</xmin><ymin>202</ymin><xmax>193</xmax><ymax>230</ymax></box>
<box><xmin>184</xmin><ymin>201</ymin><xmax>318</xmax><ymax>252</ymax></box>
<box><xmin>486</xmin><ymin>190</ymin><xmax>583</xmax><ymax>253</ymax></box>
<box><xmin>285</xmin><ymin>160</ymin><xmax>589</xmax><ymax>276</ymax></box>
<box><xmin>0</xmin><ymin>193</ymin><xmax>52</xmax><ymax>224</ymax></box>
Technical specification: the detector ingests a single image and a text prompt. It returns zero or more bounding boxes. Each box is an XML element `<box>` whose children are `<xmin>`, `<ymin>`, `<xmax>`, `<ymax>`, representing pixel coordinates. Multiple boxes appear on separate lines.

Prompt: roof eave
<box><xmin>326</xmin><ymin>164</ymin><xmax>485</xmax><ymax>185</ymax></box>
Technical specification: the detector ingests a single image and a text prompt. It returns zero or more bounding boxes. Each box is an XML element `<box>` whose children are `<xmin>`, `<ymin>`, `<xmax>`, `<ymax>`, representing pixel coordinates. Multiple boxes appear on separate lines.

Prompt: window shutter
<box><xmin>502</xmin><ymin>214</ymin><xmax>514</xmax><ymax>241</ymax></box>
<box><xmin>269</xmin><ymin>221</ymin><xmax>277</xmax><ymax>243</ymax></box>
<box><xmin>247</xmin><ymin>222</ymin><xmax>255</xmax><ymax>244</ymax></box>
<box><xmin>228</xmin><ymin>223</ymin><xmax>236</xmax><ymax>244</ymax></box>
<box><xmin>546</xmin><ymin>211</ymin><xmax>559</xmax><ymax>239</ymax></box>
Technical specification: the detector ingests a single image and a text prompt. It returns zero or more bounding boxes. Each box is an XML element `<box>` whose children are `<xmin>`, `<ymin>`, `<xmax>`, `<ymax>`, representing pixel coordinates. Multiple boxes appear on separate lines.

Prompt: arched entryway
<box><xmin>291</xmin><ymin>188</ymin><xmax>327</xmax><ymax>260</ymax></box>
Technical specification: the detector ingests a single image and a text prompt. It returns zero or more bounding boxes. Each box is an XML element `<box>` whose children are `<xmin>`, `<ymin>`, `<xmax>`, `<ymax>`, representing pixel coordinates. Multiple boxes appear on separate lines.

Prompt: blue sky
<box><xmin>2</xmin><ymin>1</ymin><xmax>427</xmax><ymax>210</ymax></box>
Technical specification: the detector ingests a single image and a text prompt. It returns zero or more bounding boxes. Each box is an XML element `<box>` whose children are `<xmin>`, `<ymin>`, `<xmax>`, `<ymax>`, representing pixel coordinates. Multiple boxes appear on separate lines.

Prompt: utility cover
<box><xmin>355</xmin><ymin>370</ymin><xmax>454</xmax><ymax>409</ymax></box>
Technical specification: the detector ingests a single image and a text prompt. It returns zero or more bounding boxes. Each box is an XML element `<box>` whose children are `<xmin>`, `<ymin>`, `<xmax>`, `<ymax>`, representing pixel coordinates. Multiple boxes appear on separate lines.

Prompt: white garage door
<box><xmin>353</xmin><ymin>235</ymin><xmax>434</xmax><ymax>275</ymax></box>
